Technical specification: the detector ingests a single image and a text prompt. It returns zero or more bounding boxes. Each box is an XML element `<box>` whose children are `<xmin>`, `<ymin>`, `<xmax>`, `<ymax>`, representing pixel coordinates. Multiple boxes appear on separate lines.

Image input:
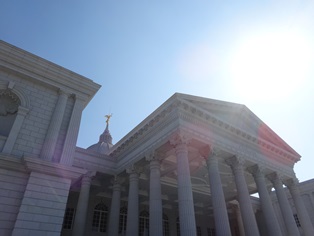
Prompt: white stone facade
<box><xmin>0</xmin><ymin>40</ymin><xmax>314</xmax><ymax>236</ymax></box>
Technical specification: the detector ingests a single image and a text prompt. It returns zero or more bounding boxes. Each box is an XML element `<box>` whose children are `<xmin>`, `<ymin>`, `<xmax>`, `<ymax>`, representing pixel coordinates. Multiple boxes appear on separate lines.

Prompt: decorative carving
<box><xmin>203</xmin><ymin>146</ymin><xmax>221</xmax><ymax>166</ymax></box>
<box><xmin>225</xmin><ymin>155</ymin><xmax>246</xmax><ymax>173</ymax></box>
<box><xmin>126</xmin><ymin>163</ymin><xmax>142</xmax><ymax>175</ymax></box>
<box><xmin>81</xmin><ymin>171</ymin><xmax>96</xmax><ymax>185</ymax></box>
<box><xmin>169</xmin><ymin>130</ymin><xmax>191</xmax><ymax>147</ymax></box>
<box><xmin>111</xmin><ymin>175</ymin><xmax>124</xmax><ymax>186</ymax></box>
<box><xmin>247</xmin><ymin>164</ymin><xmax>266</xmax><ymax>179</ymax></box>
<box><xmin>267</xmin><ymin>172</ymin><xmax>283</xmax><ymax>185</ymax></box>
<box><xmin>8</xmin><ymin>81</ymin><xmax>15</xmax><ymax>90</ymax></box>
<box><xmin>0</xmin><ymin>90</ymin><xmax>20</xmax><ymax>116</ymax></box>
<box><xmin>145</xmin><ymin>149</ymin><xmax>157</xmax><ymax>162</ymax></box>
<box><xmin>284</xmin><ymin>177</ymin><xmax>299</xmax><ymax>188</ymax></box>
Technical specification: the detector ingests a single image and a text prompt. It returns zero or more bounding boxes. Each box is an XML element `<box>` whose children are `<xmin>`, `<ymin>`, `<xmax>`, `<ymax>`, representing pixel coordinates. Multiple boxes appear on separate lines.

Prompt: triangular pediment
<box><xmin>175</xmin><ymin>93</ymin><xmax>299</xmax><ymax>157</ymax></box>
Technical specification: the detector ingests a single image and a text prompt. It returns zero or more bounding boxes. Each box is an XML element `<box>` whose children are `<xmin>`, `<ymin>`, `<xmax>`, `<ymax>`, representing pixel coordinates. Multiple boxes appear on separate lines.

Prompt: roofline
<box><xmin>0</xmin><ymin>40</ymin><xmax>101</xmax><ymax>104</ymax></box>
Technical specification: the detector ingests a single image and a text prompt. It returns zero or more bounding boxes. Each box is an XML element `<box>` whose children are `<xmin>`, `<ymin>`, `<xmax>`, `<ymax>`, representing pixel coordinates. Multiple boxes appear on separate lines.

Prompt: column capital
<box><xmin>203</xmin><ymin>146</ymin><xmax>222</xmax><ymax>166</ymax></box>
<box><xmin>267</xmin><ymin>172</ymin><xmax>283</xmax><ymax>185</ymax></box>
<box><xmin>58</xmin><ymin>89</ymin><xmax>71</xmax><ymax>97</ymax></box>
<box><xmin>247</xmin><ymin>164</ymin><xmax>266</xmax><ymax>178</ymax></box>
<box><xmin>145</xmin><ymin>149</ymin><xmax>160</xmax><ymax>162</ymax></box>
<box><xmin>169</xmin><ymin>130</ymin><xmax>191</xmax><ymax>147</ymax></box>
<box><xmin>126</xmin><ymin>164</ymin><xmax>142</xmax><ymax>175</ymax></box>
<box><xmin>81</xmin><ymin>171</ymin><xmax>96</xmax><ymax>184</ymax></box>
<box><xmin>110</xmin><ymin>175</ymin><xmax>124</xmax><ymax>186</ymax></box>
<box><xmin>225</xmin><ymin>155</ymin><xmax>246</xmax><ymax>173</ymax></box>
<box><xmin>225</xmin><ymin>156</ymin><xmax>245</xmax><ymax>169</ymax></box>
<box><xmin>229</xmin><ymin>203</ymin><xmax>240</xmax><ymax>211</ymax></box>
<box><xmin>285</xmin><ymin>178</ymin><xmax>299</xmax><ymax>190</ymax></box>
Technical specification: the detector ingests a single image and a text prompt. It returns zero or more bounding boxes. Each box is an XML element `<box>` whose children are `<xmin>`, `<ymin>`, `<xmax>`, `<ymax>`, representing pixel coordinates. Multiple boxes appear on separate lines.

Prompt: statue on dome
<box><xmin>105</xmin><ymin>114</ymin><xmax>112</xmax><ymax>125</ymax></box>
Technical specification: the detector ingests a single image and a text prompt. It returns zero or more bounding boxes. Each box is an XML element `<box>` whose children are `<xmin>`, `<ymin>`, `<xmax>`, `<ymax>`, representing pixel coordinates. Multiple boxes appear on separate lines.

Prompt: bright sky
<box><xmin>1</xmin><ymin>1</ymin><xmax>314</xmax><ymax>182</ymax></box>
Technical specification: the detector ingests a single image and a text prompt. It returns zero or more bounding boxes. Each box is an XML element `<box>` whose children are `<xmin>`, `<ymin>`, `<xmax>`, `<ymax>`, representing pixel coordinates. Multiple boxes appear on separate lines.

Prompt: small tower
<box><xmin>87</xmin><ymin>114</ymin><xmax>113</xmax><ymax>154</ymax></box>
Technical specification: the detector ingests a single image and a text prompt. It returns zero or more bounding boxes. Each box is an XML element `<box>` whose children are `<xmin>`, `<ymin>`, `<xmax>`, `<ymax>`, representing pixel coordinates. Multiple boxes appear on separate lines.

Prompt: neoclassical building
<box><xmin>1</xmin><ymin>40</ymin><xmax>314</xmax><ymax>236</ymax></box>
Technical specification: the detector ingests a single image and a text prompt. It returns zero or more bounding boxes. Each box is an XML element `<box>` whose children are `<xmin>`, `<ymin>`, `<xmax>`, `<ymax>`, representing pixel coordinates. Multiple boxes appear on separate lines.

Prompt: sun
<box><xmin>229</xmin><ymin>30</ymin><xmax>312</xmax><ymax>102</ymax></box>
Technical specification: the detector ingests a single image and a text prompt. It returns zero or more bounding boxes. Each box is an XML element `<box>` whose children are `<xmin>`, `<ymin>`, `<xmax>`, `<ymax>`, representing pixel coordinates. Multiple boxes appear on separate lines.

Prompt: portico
<box><xmin>62</xmin><ymin>93</ymin><xmax>311</xmax><ymax>236</ymax></box>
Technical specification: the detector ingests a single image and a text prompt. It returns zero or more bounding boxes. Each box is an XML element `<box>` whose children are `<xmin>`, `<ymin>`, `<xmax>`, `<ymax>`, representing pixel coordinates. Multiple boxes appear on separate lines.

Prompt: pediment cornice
<box><xmin>109</xmin><ymin>93</ymin><xmax>300</xmax><ymax>169</ymax></box>
<box><xmin>176</xmin><ymin>96</ymin><xmax>300</xmax><ymax>163</ymax></box>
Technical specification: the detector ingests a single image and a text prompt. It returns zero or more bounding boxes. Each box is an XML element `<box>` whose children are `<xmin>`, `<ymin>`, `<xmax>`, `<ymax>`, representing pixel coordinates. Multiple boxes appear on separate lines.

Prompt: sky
<box><xmin>1</xmin><ymin>1</ymin><xmax>314</xmax><ymax>181</ymax></box>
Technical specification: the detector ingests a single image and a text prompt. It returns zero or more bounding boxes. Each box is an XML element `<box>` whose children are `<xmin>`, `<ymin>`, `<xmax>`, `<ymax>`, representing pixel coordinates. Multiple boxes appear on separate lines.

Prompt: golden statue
<box><xmin>105</xmin><ymin>114</ymin><xmax>112</xmax><ymax>125</ymax></box>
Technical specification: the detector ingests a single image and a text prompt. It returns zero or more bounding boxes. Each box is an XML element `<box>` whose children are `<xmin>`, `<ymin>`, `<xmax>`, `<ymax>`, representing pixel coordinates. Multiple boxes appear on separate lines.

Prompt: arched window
<box><xmin>163</xmin><ymin>214</ymin><xmax>170</xmax><ymax>236</ymax></box>
<box><xmin>0</xmin><ymin>90</ymin><xmax>20</xmax><ymax>137</ymax></box>
<box><xmin>139</xmin><ymin>210</ymin><xmax>149</xmax><ymax>236</ymax></box>
<box><xmin>119</xmin><ymin>206</ymin><xmax>128</xmax><ymax>234</ymax></box>
<box><xmin>92</xmin><ymin>203</ymin><xmax>108</xmax><ymax>232</ymax></box>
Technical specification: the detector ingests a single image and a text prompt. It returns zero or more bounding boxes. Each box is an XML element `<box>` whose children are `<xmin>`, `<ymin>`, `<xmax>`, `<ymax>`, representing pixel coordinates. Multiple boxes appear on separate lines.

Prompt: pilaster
<box><xmin>60</xmin><ymin>96</ymin><xmax>85</xmax><ymax>166</ymax></box>
<box><xmin>41</xmin><ymin>90</ymin><xmax>68</xmax><ymax>162</ymax></box>
<box><xmin>3</xmin><ymin>106</ymin><xmax>29</xmax><ymax>154</ymax></box>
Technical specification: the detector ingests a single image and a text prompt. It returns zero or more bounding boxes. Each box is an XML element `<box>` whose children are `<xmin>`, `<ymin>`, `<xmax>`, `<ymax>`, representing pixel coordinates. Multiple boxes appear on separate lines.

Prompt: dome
<box><xmin>87</xmin><ymin>122</ymin><xmax>113</xmax><ymax>155</ymax></box>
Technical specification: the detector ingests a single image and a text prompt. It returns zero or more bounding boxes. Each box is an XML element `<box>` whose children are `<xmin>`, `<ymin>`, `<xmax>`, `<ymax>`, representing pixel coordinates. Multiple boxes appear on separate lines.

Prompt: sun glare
<box><xmin>230</xmin><ymin>30</ymin><xmax>312</xmax><ymax>102</ymax></box>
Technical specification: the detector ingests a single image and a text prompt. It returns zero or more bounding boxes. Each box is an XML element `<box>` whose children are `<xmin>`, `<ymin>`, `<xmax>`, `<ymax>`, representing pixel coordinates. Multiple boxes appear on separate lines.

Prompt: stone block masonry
<box><xmin>12</xmin><ymin>172</ymin><xmax>71</xmax><ymax>236</ymax></box>
<box><xmin>0</xmin><ymin>169</ymin><xmax>28</xmax><ymax>236</ymax></box>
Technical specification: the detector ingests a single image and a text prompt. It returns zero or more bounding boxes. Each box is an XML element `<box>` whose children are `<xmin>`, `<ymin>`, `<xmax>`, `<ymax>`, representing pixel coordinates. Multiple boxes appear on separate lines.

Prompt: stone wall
<box><xmin>0</xmin><ymin>169</ymin><xmax>28</xmax><ymax>236</ymax></box>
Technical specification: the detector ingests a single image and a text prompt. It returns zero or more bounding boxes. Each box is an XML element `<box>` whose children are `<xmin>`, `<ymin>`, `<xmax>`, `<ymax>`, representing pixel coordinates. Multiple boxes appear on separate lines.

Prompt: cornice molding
<box><xmin>0</xmin><ymin>154</ymin><xmax>27</xmax><ymax>173</ymax></box>
<box><xmin>110</xmin><ymin>101</ymin><xmax>180</xmax><ymax>158</ymax></box>
<box><xmin>23</xmin><ymin>156</ymin><xmax>88</xmax><ymax>181</ymax></box>
<box><xmin>0</xmin><ymin>40</ymin><xmax>101</xmax><ymax>103</ymax></box>
<box><xmin>175</xmin><ymin>98</ymin><xmax>300</xmax><ymax>164</ymax></box>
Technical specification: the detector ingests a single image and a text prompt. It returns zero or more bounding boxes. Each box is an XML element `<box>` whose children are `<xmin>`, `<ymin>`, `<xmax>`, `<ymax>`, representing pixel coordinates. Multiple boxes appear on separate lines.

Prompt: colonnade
<box><xmin>72</xmin><ymin>141</ymin><xmax>314</xmax><ymax>236</ymax></box>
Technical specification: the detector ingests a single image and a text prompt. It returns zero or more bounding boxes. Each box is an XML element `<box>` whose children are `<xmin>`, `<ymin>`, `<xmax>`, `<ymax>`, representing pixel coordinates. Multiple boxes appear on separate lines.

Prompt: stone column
<box><xmin>251</xmin><ymin>166</ymin><xmax>282</xmax><ymax>236</ymax></box>
<box><xmin>170</xmin><ymin>133</ymin><xmax>197</xmax><ymax>236</ymax></box>
<box><xmin>232</xmin><ymin>204</ymin><xmax>245</xmax><ymax>236</ymax></box>
<box><xmin>228</xmin><ymin>157</ymin><xmax>260</xmax><ymax>236</ymax></box>
<box><xmin>72</xmin><ymin>173</ymin><xmax>93</xmax><ymax>236</ymax></box>
<box><xmin>2</xmin><ymin>106</ymin><xmax>29</xmax><ymax>154</ymax></box>
<box><xmin>287</xmin><ymin>178</ymin><xmax>314</xmax><ymax>236</ymax></box>
<box><xmin>108</xmin><ymin>177</ymin><xmax>122</xmax><ymax>236</ymax></box>
<box><xmin>269</xmin><ymin>174</ymin><xmax>300</xmax><ymax>236</ymax></box>
<box><xmin>60</xmin><ymin>97</ymin><xmax>85</xmax><ymax>166</ymax></box>
<box><xmin>205</xmin><ymin>149</ymin><xmax>232</xmax><ymax>236</ymax></box>
<box><xmin>148</xmin><ymin>156</ymin><xmax>163</xmax><ymax>236</ymax></box>
<box><xmin>41</xmin><ymin>90</ymin><xmax>68</xmax><ymax>161</ymax></box>
<box><xmin>126</xmin><ymin>167</ymin><xmax>139</xmax><ymax>236</ymax></box>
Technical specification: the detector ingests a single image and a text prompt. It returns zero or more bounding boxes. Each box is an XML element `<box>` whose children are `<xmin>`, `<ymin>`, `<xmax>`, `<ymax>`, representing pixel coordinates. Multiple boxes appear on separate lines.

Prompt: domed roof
<box><xmin>87</xmin><ymin>122</ymin><xmax>113</xmax><ymax>155</ymax></box>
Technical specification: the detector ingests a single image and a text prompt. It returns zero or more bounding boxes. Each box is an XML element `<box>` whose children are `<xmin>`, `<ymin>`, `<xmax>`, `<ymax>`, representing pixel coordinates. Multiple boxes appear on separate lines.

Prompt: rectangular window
<box><xmin>197</xmin><ymin>226</ymin><xmax>202</xmax><ymax>236</ymax></box>
<box><xmin>207</xmin><ymin>228</ymin><xmax>216</xmax><ymax>236</ymax></box>
<box><xmin>92</xmin><ymin>210</ymin><xmax>107</xmax><ymax>232</ymax></box>
<box><xmin>163</xmin><ymin>219</ymin><xmax>170</xmax><ymax>236</ymax></box>
<box><xmin>294</xmin><ymin>214</ymin><xmax>301</xmax><ymax>227</ymax></box>
<box><xmin>63</xmin><ymin>208</ymin><xmax>75</xmax><ymax>230</ymax></box>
